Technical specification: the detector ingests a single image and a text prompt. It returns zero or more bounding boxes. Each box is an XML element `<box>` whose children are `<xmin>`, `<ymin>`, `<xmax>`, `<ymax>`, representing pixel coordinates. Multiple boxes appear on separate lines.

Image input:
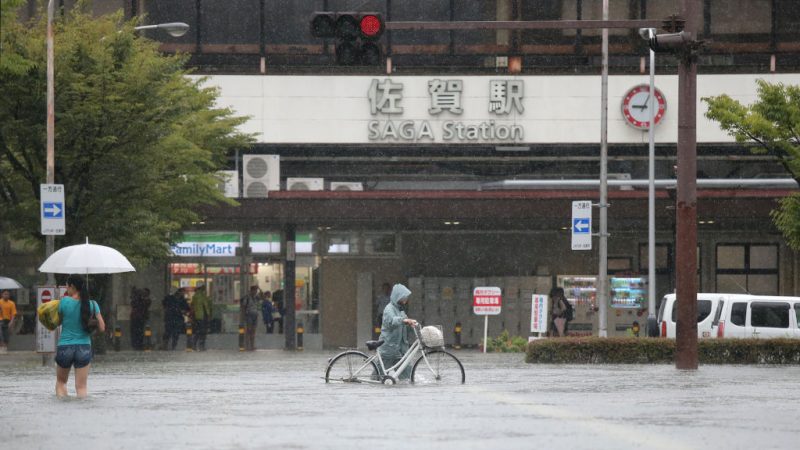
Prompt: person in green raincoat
<box><xmin>378</xmin><ymin>284</ymin><xmax>418</xmax><ymax>379</ymax></box>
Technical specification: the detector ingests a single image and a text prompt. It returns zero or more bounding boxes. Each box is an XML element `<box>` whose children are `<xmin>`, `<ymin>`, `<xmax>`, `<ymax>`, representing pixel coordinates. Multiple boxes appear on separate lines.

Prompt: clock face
<box><xmin>621</xmin><ymin>85</ymin><xmax>666</xmax><ymax>130</ymax></box>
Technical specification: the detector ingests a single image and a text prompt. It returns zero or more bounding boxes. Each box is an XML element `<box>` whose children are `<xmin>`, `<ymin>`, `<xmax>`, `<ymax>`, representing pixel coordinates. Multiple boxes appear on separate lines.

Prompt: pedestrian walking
<box><xmin>162</xmin><ymin>288</ymin><xmax>190</xmax><ymax>351</ymax></box>
<box><xmin>55</xmin><ymin>274</ymin><xmax>105</xmax><ymax>398</ymax></box>
<box><xmin>379</xmin><ymin>284</ymin><xmax>418</xmax><ymax>380</ymax></box>
<box><xmin>129</xmin><ymin>287</ymin><xmax>151</xmax><ymax>350</ymax></box>
<box><xmin>192</xmin><ymin>284</ymin><xmax>212</xmax><ymax>351</ymax></box>
<box><xmin>261</xmin><ymin>291</ymin><xmax>275</xmax><ymax>334</ymax></box>
<box><xmin>549</xmin><ymin>287</ymin><xmax>571</xmax><ymax>337</ymax></box>
<box><xmin>240</xmin><ymin>286</ymin><xmax>261</xmax><ymax>351</ymax></box>
<box><xmin>0</xmin><ymin>290</ymin><xmax>18</xmax><ymax>351</ymax></box>
<box><xmin>271</xmin><ymin>289</ymin><xmax>284</xmax><ymax>334</ymax></box>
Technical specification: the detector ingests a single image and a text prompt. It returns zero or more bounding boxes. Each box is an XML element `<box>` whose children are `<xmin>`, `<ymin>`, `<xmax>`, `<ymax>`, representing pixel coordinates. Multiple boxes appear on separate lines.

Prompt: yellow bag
<box><xmin>37</xmin><ymin>300</ymin><xmax>61</xmax><ymax>331</ymax></box>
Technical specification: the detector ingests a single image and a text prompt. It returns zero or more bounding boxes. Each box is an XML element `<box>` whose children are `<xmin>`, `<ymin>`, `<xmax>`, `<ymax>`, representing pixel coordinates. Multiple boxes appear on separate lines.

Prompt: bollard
<box><xmin>113</xmin><ymin>326</ymin><xmax>122</xmax><ymax>352</ymax></box>
<box><xmin>296</xmin><ymin>323</ymin><xmax>304</xmax><ymax>351</ymax></box>
<box><xmin>185</xmin><ymin>323</ymin><xmax>193</xmax><ymax>352</ymax></box>
<box><xmin>144</xmin><ymin>325</ymin><xmax>152</xmax><ymax>352</ymax></box>
<box><xmin>238</xmin><ymin>323</ymin><xmax>245</xmax><ymax>352</ymax></box>
<box><xmin>454</xmin><ymin>322</ymin><xmax>462</xmax><ymax>350</ymax></box>
<box><xmin>373</xmin><ymin>325</ymin><xmax>381</xmax><ymax>340</ymax></box>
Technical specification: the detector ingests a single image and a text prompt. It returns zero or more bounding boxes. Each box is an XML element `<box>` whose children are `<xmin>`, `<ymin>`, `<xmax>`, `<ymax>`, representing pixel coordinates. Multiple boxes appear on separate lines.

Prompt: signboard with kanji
<box><xmin>531</xmin><ymin>294</ymin><xmax>549</xmax><ymax>334</ymax></box>
<box><xmin>473</xmin><ymin>286</ymin><xmax>502</xmax><ymax>315</ymax></box>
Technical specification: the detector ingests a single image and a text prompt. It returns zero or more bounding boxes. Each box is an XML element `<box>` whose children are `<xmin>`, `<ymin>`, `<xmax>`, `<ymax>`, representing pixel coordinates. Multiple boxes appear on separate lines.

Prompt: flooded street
<box><xmin>2</xmin><ymin>350</ymin><xmax>799</xmax><ymax>449</ymax></box>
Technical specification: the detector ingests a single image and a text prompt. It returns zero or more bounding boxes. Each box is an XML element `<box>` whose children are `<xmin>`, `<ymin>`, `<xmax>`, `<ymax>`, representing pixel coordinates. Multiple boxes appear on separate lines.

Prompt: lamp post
<box><xmin>134</xmin><ymin>22</ymin><xmax>190</xmax><ymax>37</ymax></box>
<box><xmin>639</xmin><ymin>27</ymin><xmax>659</xmax><ymax>337</ymax></box>
<box><xmin>44</xmin><ymin>0</ymin><xmax>188</xmax><ymax>280</ymax></box>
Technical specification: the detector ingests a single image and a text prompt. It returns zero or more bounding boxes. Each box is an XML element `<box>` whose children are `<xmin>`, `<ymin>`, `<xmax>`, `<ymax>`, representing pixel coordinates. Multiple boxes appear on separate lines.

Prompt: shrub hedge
<box><xmin>526</xmin><ymin>337</ymin><xmax>800</xmax><ymax>364</ymax></box>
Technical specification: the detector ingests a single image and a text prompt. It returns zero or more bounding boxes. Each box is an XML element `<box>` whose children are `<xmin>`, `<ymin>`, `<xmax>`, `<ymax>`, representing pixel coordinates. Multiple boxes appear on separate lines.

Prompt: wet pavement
<box><xmin>1</xmin><ymin>350</ymin><xmax>799</xmax><ymax>449</ymax></box>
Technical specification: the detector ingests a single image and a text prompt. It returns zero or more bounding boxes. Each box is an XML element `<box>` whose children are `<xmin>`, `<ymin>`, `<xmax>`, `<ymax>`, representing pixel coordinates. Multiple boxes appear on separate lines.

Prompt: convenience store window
<box><xmin>249</xmin><ymin>232</ymin><xmax>316</xmax><ymax>254</ymax></box>
<box><xmin>716</xmin><ymin>244</ymin><xmax>779</xmax><ymax>295</ymax></box>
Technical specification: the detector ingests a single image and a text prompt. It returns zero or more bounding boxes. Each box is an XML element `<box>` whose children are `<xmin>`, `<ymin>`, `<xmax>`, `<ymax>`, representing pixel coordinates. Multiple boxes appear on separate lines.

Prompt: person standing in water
<box><xmin>55</xmin><ymin>275</ymin><xmax>105</xmax><ymax>398</ymax></box>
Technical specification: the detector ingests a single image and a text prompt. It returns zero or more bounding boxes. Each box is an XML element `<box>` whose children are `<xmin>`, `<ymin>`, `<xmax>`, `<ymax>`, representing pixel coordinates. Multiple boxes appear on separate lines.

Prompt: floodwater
<box><xmin>1</xmin><ymin>350</ymin><xmax>799</xmax><ymax>449</ymax></box>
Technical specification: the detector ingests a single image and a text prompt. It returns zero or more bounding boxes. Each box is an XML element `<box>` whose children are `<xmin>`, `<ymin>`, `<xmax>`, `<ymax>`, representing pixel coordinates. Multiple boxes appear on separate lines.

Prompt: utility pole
<box><xmin>45</xmin><ymin>0</ymin><xmax>56</xmax><ymax>286</ymax></box>
<box><xmin>674</xmin><ymin>0</ymin><xmax>700</xmax><ymax>369</ymax></box>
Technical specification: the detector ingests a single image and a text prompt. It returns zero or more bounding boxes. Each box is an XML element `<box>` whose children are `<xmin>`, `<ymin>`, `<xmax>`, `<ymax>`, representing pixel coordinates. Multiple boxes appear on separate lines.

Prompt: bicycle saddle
<box><xmin>365</xmin><ymin>340</ymin><xmax>385</xmax><ymax>351</ymax></box>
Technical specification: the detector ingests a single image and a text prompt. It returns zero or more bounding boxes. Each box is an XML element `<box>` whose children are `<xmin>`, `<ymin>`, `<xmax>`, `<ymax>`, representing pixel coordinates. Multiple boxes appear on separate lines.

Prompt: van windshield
<box><xmin>671</xmin><ymin>300</ymin><xmax>712</xmax><ymax>323</ymax></box>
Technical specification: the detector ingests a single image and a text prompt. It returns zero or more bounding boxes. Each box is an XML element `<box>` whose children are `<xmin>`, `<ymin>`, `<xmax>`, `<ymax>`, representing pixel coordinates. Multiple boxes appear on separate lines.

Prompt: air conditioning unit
<box><xmin>287</xmin><ymin>178</ymin><xmax>324</xmax><ymax>191</ymax></box>
<box><xmin>243</xmin><ymin>155</ymin><xmax>280</xmax><ymax>198</ymax></box>
<box><xmin>330</xmin><ymin>182</ymin><xmax>364</xmax><ymax>191</ymax></box>
<box><xmin>216</xmin><ymin>170</ymin><xmax>239</xmax><ymax>198</ymax></box>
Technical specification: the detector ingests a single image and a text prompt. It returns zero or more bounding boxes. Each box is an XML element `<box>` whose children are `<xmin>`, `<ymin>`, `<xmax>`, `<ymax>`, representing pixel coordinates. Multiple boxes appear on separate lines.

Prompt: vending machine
<box><xmin>556</xmin><ymin>275</ymin><xmax>598</xmax><ymax>336</ymax></box>
<box><xmin>607</xmin><ymin>276</ymin><xmax>648</xmax><ymax>337</ymax></box>
<box><xmin>556</xmin><ymin>275</ymin><xmax>648</xmax><ymax>337</ymax></box>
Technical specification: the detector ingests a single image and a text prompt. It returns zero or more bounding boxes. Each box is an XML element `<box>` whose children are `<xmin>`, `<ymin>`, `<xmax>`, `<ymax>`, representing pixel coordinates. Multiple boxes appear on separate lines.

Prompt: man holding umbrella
<box><xmin>0</xmin><ymin>290</ymin><xmax>18</xmax><ymax>351</ymax></box>
<box><xmin>162</xmin><ymin>288</ymin><xmax>190</xmax><ymax>351</ymax></box>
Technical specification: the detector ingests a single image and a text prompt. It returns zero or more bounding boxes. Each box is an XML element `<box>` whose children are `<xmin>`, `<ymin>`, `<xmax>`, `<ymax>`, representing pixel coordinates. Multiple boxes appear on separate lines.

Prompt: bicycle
<box><xmin>325</xmin><ymin>324</ymin><xmax>465</xmax><ymax>385</ymax></box>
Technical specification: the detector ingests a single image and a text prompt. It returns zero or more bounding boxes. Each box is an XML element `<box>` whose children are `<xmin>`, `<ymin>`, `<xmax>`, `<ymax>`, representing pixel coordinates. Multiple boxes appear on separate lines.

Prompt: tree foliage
<box><xmin>0</xmin><ymin>5</ymin><xmax>252</xmax><ymax>267</ymax></box>
<box><xmin>704</xmin><ymin>80</ymin><xmax>800</xmax><ymax>249</ymax></box>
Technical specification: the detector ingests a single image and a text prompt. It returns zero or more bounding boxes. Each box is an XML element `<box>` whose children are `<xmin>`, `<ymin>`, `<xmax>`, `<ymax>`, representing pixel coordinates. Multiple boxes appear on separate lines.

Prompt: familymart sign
<box><xmin>367</xmin><ymin>78</ymin><xmax>525</xmax><ymax>143</ymax></box>
<box><xmin>171</xmin><ymin>233</ymin><xmax>241</xmax><ymax>257</ymax></box>
<box><xmin>171</xmin><ymin>232</ymin><xmax>315</xmax><ymax>257</ymax></box>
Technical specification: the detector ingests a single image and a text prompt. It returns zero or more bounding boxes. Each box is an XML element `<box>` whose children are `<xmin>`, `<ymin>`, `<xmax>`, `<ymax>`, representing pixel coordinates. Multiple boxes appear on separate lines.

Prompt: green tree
<box><xmin>0</xmin><ymin>5</ymin><xmax>252</xmax><ymax>267</ymax></box>
<box><xmin>704</xmin><ymin>80</ymin><xmax>800</xmax><ymax>249</ymax></box>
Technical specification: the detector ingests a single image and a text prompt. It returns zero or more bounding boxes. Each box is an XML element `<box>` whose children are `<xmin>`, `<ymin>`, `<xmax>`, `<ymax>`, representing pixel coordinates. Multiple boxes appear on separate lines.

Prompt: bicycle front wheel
<box><xmin>325</xmin><ymin>351</ymin><xmax>380</xmax><ymax>383</ymax></box>
<box><xmin>411</xmin><ymin>350</ymin><xmax>465</xmax><ymax>384</ymax></box>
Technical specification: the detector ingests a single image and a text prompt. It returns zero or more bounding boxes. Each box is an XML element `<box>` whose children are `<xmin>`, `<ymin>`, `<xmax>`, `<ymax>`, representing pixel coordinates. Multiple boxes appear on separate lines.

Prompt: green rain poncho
<box><xmin>378</xmin><ymin>284</ymin><xmax>413</xmax><ymax>371</ymax></box>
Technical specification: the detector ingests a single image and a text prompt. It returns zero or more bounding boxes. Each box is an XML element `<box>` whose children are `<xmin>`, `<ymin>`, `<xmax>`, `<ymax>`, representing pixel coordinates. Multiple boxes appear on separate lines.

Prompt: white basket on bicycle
<box><xmin>420</xmin><ymin>325</ymin><xmax>444</xmax><ymax>348</ymax></box>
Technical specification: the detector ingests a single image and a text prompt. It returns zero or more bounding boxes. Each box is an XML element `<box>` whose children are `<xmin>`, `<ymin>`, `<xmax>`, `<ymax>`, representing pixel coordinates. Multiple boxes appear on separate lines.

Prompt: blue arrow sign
<box><xmin>43</xmin><ymin>202</ymin><xmax>63</xmax><ymax>218</ymax></box>
<box><xmin>573</xmin><ymin>218</ymin><xmax>590</xmax><ymax>233</ymax></box>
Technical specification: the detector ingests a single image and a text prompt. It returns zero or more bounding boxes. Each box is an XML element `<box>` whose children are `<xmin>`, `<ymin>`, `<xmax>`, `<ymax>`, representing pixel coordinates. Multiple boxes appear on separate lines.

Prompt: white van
<box><xmin>658</xmin><ymin>293</ymin><xmax>800</xmax><ymax>339</ymax></box>
<box><xmin>716</xmin><ymin>295</ymin><xmax>800</xmax><ymax>339</ymax></box>
<box><xmin>657</xmin><ymin>293</ymin><xmax>726</xmax><ymax>338</ymax></box>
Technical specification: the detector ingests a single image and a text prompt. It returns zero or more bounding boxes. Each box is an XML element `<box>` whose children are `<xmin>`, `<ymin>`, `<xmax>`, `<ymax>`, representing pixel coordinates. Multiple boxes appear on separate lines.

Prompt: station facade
<box><xmin>4</xmin><ymin>0</ymin><xmax>800</xmax><ymax>350</ymax></box>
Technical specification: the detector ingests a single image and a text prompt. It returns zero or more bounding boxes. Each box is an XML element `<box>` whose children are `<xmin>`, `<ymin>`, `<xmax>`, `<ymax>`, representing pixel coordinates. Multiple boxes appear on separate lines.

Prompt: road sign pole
<box><xmin>483</xmin><ymin>315</ymin><xmax>488</xmax><ymax>354</ymax></box>
<box><xmin>597</xmin><ymin>0</ymin><xmax>609</xmax><ymax>339</ymax></box>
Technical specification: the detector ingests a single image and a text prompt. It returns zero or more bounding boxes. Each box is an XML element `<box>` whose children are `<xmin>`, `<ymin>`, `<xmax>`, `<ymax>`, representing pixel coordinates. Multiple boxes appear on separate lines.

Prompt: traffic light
<box><xmin>648</xmin><ymin>31</ymin><xmax>692</xmax><ymax>53</ymax></box>
<box><xmin>310</xmin><ymin>12</ymin><xmax>385</xmax><ymax>65</ymax></box>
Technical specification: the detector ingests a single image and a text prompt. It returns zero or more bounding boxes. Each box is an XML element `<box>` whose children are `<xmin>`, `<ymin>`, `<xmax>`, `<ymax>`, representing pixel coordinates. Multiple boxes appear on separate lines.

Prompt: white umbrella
<box><xmin>0</xmin><ymin>276</ymin><xmax>23</xmax><ymax>290</ymax></box>
<box><xmin>39</xmin><ymin>237</ymin><xmax>136</xmax><ymax>274</ymax></box>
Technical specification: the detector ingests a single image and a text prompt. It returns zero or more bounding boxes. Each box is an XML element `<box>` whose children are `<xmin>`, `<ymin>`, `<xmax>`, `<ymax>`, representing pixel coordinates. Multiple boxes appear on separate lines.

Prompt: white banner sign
<box><xmin>531</xmin><ymin>294</ymin><xmax>549</xmax><ymax>334</ymax></box>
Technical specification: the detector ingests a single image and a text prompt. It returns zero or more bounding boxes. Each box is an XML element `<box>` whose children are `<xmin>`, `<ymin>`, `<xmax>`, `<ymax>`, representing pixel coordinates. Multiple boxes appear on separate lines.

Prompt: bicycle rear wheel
<box><xmin>411</xmin><ymin>350</ymin><xmax>465</xmax><ymax>384</ymax></box>
<box><xmin>325</xmin><ymin>350</ymin><xmax>380</xmax><ymax>383</ymax></box>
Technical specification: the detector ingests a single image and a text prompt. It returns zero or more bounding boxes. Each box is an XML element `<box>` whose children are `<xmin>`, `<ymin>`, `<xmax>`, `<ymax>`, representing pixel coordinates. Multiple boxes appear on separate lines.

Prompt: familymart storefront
<box><xmin>168</xmin><ymin>232</ymin><xmax>322</xmax><ymax>349</ymax></box>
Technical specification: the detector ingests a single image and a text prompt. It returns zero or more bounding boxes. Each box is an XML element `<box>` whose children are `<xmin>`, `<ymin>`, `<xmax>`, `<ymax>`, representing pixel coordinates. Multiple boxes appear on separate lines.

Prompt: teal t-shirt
<box><xmin>58</xmin><ymin>296</ymin><xmax>100</xmax><ymax>346</ymax></box>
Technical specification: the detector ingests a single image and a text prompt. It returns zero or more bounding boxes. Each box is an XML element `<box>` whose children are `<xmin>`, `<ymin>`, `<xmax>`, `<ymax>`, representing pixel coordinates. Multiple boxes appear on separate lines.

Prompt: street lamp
<box><xmin>134</xmin><ymin>22</ymin><xmax>190</xmax><ymax>38</ymax></box>
<box><xmin>44</xmin><ymin>0</ymin><xmax>189</xmax><ymax>283</ymax></box>
<box><xmin>639</xmin><ymin>27</ymin><xmax>659</xmax><ymax>337</ymax></box>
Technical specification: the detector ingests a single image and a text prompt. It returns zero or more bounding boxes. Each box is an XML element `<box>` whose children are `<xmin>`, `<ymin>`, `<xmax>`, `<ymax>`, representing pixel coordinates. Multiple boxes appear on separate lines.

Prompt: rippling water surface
<box><xmin>2</xmin><ymin>351</ymin><xmax>799</xmax><ymax>449</ymax></box>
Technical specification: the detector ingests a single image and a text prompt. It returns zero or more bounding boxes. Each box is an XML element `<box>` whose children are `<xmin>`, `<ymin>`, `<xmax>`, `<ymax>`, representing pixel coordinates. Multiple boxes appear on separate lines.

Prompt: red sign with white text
<box><xmin>473</xmin><ymin>286</ymin><xmax>502</xmax><ymax>315</ymax></box>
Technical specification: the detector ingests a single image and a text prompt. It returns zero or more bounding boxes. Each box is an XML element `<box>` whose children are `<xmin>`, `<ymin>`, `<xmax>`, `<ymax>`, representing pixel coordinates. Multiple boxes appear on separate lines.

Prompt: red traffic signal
<box><xmin>309</xmin><ymin>12</ymin><xmax>385</xmax><ymax>65</ymax></box>
<box><xmin>359</xmin><ymin>14</ymin><xmax>384</xmax><ymax>39</ymax></box>
<box><xmin>310</xmin><ymin>12</ymin><xmax>384</xmax><ymax>39</ymax></box>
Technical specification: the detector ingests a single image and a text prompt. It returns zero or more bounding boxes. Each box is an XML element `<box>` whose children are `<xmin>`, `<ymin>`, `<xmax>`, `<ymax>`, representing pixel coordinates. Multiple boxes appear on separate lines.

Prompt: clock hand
<box><xmin>637</xmin><ymin>94</ymin><xmax>650</xmax><ymax>109</ymax></box>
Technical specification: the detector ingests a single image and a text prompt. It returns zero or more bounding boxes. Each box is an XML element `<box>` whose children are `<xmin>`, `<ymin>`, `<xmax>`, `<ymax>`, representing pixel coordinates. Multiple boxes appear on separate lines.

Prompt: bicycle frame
<box><xmin>339</xmin><ymin>325</ymin><xmax>436</xmax><ymax>384</ymax></box>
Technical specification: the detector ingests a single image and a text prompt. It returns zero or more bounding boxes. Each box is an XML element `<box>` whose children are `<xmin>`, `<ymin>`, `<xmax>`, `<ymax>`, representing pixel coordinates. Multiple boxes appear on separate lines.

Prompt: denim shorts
<box><xmin>55</xmin><ymin>344</ymin><xmax>93</xmax><ymax>369</ymax></box>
